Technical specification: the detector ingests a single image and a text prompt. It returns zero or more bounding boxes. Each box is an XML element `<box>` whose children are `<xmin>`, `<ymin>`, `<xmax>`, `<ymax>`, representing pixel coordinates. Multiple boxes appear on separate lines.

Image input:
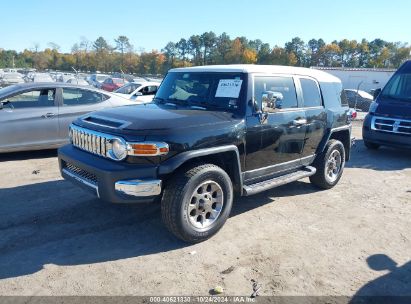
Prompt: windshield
<box><xmin>113</xmin><ymin>78</ymin><xmax>126</xmax><ymax>84</ymax></box>
<box><xmin>155</xmin><ymin>72</ymin><xmax>246</xmax><ymax>113</ymax></box>
<box><xmin>381</xmin><ymin>73</ymin><xmax>411</xmax><ymax>101</ymax></box>
<box><xmin>97</xmin><ymin>75</ymin><xmax>108</xmax><ymax>81</ymax></box>
<box><xmin>0</xmin><ymin>85</ymin><xmax>20</xmax><ymax>98</ymax></box>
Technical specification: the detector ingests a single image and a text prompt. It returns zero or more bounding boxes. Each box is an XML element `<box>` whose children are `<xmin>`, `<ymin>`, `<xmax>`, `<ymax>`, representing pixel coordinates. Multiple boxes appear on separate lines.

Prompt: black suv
<box><xmin>363</xmin><ymin>60</ymin><xmax>411</xmax><ymax>149</ymax></box>
<box><xmin>58</xmin><ymin>65</ymin><xmax>352</xmax><ymax>243</ymax></box>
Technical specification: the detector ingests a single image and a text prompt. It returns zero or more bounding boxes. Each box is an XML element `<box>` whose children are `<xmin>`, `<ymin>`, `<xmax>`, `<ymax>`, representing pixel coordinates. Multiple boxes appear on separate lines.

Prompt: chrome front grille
<box><xmin>371</xmin><ymin>116</ymin><xmax>411</xmax><ymax>135</ymax></box>
<box><xmin>69</xmin><ymin>125</ymin><xmax>112</xmax><ymax>158</ymax></box>
<box><xmin>63</xmin><ymin>161</ymin><xmax>97</xmax><ymax>185</ymax></box>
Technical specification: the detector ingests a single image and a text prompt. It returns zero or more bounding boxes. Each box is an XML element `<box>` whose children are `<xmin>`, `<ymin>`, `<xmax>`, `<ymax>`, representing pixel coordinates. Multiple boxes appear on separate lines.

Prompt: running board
<box><xmin>242</xmin><ymin>166</ymin><xmax>317</xmax><ymax>196</ymax></box>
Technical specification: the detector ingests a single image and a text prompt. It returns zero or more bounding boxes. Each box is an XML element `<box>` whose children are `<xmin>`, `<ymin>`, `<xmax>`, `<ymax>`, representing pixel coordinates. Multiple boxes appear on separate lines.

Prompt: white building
<box><xmin>312</xmin><ymin>67</ymin><xmax>396</xmax><ymax>93</ymax></box>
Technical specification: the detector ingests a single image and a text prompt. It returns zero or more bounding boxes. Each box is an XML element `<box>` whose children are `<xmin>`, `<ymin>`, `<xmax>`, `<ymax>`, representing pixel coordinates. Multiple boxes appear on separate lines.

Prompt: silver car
<box><xmin>0</xmin><ymin>73</ymin><xmax>25</xmax><ymax>87</ymax></box>
<box><xmin>0</xmin><ymin>83</ymin><xmax>134</xmax><ymax>153</ymax></box>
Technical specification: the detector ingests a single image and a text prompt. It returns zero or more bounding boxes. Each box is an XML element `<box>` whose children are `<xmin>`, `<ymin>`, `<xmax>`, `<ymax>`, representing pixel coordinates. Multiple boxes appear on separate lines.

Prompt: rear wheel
<box><xmin>364</xmin><ymin>140</ymin><xmax>380</xmax><ymax>150</ymax></box>
<box><xmin>161</xmin><ymin>163</ymin><xmax>233</xmax><ymax>243</ymax></box>
<box><xmin>310</xmin><ymin>139</ymin><xmax>345</xmax><ymax>189</ymax></box>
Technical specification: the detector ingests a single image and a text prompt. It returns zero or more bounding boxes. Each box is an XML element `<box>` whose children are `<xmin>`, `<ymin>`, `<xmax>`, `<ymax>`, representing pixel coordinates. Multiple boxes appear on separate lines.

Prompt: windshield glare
<box><xmin>381</xmin><ymin>73</ymin><xmax>411</xmax><ymax>101</ymax></box>
<box><xmin>155</xmin><ymin>72</ymin><xmax>246</xmax><ymax>112</ymax></box>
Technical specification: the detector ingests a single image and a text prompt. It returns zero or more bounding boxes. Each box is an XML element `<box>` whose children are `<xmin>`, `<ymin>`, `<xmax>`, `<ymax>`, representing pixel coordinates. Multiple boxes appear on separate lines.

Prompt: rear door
<box><xmin>0</xmin><ymin>88</ymin><xmax>59</xmax><ymax>151</ymax></box>
<box><xmin>57</xmin><ymin>87</ymin><xmax>110</xmax><ymax>141</ymax></box>
<box><xmin>296</xmin><ymin>76</ymin><xmax>327</xmax><ymax>160</ymax></box>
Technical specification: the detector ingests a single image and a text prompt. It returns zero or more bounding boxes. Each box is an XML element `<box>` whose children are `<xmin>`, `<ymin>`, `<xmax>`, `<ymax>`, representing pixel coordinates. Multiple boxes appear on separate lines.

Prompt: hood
<box><xmin>376</xmin><ymin>96</ymin><xmax>411</xmax><ymax>119</ymax></box>
<box><xmin>77</xmin><ymin>103</ymin><xmax>239</xmax><ymax>133</ymax></box>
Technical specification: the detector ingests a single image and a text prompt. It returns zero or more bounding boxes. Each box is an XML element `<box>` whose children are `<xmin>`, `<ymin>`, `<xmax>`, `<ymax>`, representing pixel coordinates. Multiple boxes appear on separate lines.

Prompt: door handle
<box><xmin>41</xmin><ymin>113</ymin><xmax>56</xmax><ymax>118</ymax></box>
<box><xmin>292</xmin><ymin>118</ymin><xmax>307</xmax><ymax>126</ymax></box>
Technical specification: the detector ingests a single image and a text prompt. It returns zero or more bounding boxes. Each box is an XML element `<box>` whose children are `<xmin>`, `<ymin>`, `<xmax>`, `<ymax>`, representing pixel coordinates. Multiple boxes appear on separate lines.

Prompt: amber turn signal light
<box><xmin>127</xmin><ymin>142</ymin><xmax>169</xmax><ymax>156</ymax></box>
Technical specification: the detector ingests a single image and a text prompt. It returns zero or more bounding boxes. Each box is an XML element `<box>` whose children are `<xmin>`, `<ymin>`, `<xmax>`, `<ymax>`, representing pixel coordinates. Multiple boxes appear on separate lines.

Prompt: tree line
<box><xmin>1</xmin><ymin>32</ymin><xmax>410</xmax><ymax>75</ymax></box>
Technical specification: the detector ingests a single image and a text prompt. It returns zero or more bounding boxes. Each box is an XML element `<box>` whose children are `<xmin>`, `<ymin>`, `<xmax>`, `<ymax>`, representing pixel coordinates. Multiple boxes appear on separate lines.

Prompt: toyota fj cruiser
<box><xmin>58</xmin><ymin>65</ymin><xmax>352</xmax><ymax>243</ymax></box>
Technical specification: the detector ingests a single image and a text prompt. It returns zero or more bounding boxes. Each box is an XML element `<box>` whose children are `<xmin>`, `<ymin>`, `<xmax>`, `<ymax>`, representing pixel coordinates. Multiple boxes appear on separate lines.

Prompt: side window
<box><xmin>62</xmin><ymin>88</ymin><xmax>103</xmax><ymax>106</ymax></box>
<box><xmin>146</xmin><ymin>85</ymin><xmax>158</xmax><ymax>95</ymax></box>
<box><xmin>300</xmin><ymin>78</ymin><xmax>322</xmax><ymax>107</ymax></box>
<box><xmin>254</xmin><ymin>76</ymin><xmax>298</xmax><ymax>110</ymax></box>
<box><xmin>7</xmin><ymin>89</ymin><xmax>55</xmax><ymax>109</ymax></box>
<box><xmin>140</xmin><ymin>86</ymin><xmax>155</xmax><ymax>95</ymax></box>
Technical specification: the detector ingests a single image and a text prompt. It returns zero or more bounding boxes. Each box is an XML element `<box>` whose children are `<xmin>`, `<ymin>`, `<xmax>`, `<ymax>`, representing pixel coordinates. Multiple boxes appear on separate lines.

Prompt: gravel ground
<box><xmin>0</xmin><ymin>121</ymin><xmax>410</xmax><ymax>297</ymax></box>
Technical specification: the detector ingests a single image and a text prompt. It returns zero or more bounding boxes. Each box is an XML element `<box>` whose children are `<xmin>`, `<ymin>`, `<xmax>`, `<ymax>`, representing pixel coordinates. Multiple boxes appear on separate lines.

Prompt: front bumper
<box><xmin>363</xmin><ymin>114</ymin><xmax>411</xmax><ymax>149</ymax></box>
<box><xmin>58</xmin><ymin>144</ymin><xmax>161</xmax><ymax>203</ymax></box>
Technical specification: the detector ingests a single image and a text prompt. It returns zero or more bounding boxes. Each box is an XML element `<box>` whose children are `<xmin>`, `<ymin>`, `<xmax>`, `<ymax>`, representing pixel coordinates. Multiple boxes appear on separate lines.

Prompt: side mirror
<box><xmin>373</xmin><ymin>88</ymin><xmax>382</xmax><ymax>101</ymax></box>
<box><xmin>262</xmin><ymin>91</ymin><xmax>283</xmax><ymax>112</ymax></box>
<box><xmin>135</xmin><ymin>92</ymin><xmax>143</xmax><ymax>96</ymax></box>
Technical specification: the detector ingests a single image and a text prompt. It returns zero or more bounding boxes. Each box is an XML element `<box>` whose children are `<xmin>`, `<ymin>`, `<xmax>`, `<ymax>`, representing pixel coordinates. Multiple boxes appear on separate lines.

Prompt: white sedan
<box><xmin>113</xmin><ymin>81</ymin><xmax>160</xmax><ymax>103</ymax></box>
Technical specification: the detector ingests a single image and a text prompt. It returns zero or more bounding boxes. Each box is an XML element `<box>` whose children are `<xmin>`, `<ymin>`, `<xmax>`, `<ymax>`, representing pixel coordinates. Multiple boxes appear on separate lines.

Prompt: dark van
<box><xmin>363</xmin><ymin>60</ymin><xmax>411</xmax><ymax>149</ymax></box>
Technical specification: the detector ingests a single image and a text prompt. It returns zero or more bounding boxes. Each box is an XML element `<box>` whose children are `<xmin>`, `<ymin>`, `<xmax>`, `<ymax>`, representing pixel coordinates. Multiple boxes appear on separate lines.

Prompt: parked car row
<box><xmin>0</xmin><ymin>70</ymin><xmax>163</xmax><ymax>93</ymax></box>
<box><xmin>0</xmin><ymin>83</ymin><xmax>135</xmax><ymax>153</ymax></box>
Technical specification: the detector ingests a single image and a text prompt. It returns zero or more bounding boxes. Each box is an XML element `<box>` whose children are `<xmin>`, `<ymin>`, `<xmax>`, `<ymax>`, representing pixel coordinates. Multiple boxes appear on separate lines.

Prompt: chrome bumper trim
<box><xmin>62</xmin><ymin>168</ymin><xmax>100</xmax><ymax>198</ymax></box>
<box><xmin>115</xmin><ymin>179</ymin><xmax>162</xmax><ymax>197</ymax></box>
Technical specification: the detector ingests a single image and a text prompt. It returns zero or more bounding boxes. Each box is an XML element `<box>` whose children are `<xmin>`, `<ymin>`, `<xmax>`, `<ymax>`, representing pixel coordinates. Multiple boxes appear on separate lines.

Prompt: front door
<box><xmin>245</xmin><ymin>75</ymin><xmax>307</xmax><ymax>182</ymax></box>
<box><xmin>0</xmin><ymin>88</ymin><xmax>59</xmax><ymax>151</ymax></box>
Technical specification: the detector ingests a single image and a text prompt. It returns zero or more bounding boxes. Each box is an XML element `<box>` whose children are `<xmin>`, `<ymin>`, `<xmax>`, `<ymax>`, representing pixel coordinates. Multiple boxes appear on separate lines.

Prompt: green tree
<box><xmin>200</xmin><ymin>31</ymin><xmax>217</xmax><ymax>65</ymax></box>
<box><xmin>285</xmin><ymin>37</ymin><xmax>306</xmax><ymax>66</ymax></box>
<box><xmin>115</xmin><ymin>35</ymin><xmax>132</xmax><ymax>70</ymax></box>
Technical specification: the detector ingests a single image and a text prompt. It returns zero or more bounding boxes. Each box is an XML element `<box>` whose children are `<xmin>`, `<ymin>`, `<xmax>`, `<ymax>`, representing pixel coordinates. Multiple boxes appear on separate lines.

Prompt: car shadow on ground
<box><xmin>347</xmin><ymin>140</ymin><xmax>411</xmax><ymax>171</ymax></box>
<box><xmin>0</xmin><ymin>149</ymin><xmax>57</xmax><ymax>161</ymax></box>
<box><xmin>0</xmin><ymin>178</ymin><xmax>317</xmax><ymax>280</ymax></box>
<box><xmin>350</xmin><ymin>254</ymin><xmax>411</xmax><ymax>303</ymax></box>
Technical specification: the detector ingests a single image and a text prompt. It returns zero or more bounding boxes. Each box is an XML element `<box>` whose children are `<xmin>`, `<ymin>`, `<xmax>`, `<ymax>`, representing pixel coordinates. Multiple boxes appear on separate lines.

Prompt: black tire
<box><xmin>310</xmin><ymin>139</ymin><xmax>345</xmax><ymax>189</ymax></box>
<box><xmin>161</xmin><ymin>163</ymin><xmax>233</xmax><ymax>243</ymax></box>
<box><xmin>364</xmin><ymin>140</ymin><xmax>380</xmax><ymax>150</ymax></box>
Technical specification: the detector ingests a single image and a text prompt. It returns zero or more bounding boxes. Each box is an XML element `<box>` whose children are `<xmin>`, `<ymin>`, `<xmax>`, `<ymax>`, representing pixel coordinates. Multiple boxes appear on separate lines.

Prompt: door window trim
<box><xmin>1</xmin><ymin>88</ymin><xmax>59</xmax><ymax>108</ymax></box>
<box><xmin>60</xmin><ymin>87</ymin><xmax>104</xmax><ymax>107</ymax></box>
<box><xmin>250</xmin><ymin>73</ymin><xmax>302</xmax><ymax>114</ymax></box>
<box><xmin>294</xmin><ymin>75</ymin><xmax>324</xmax><ymax>109</ymax></box>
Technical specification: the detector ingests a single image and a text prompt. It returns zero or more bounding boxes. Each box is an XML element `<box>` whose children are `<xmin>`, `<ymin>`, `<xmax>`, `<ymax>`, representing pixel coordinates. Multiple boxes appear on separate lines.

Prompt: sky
<box><xmin>1</xmin><ymin>0</ymin><xmax>410</xmax><ymax>53</ymax></box>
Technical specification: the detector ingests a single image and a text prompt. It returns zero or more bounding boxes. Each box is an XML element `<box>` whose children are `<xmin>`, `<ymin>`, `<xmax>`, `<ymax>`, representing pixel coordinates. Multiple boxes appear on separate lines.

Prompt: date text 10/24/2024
<box><xmin>149</xmin><ymin>296</ymin><xmax>256</xmax><ymax>303</ymax></box>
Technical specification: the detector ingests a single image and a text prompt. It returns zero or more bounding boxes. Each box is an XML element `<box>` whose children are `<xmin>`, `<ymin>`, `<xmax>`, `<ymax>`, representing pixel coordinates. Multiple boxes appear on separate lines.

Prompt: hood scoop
<box><xmin>82</xmin><ymin>114</ymin><xmax>131</xmax><ymax>129</ymax></box>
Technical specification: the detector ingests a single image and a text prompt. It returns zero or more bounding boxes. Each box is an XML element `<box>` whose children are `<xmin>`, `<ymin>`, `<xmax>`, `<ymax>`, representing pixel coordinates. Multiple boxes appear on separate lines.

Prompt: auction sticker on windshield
<box><xmin>215</xmin><ymin>79</ymin><xmax>243</xmax><ymax>98</ymax></box>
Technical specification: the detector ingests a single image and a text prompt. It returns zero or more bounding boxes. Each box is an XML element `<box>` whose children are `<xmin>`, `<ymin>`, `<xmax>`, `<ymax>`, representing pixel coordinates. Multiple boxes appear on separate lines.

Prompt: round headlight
<box><xmin>111</xmin><ymin>138</ymin><xmax>127</xmax><ymax>160</ymax></box>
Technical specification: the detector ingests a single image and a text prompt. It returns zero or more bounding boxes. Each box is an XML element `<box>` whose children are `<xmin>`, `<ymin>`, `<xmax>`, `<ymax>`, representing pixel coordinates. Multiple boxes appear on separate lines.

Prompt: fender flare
<box><xmin>158</xmin><ymin>145</ymin><xmax>243</xmax><ymax>193</ymax></box>
<box><xmin>318</xmin><ymin>125</ymin><xmax>352</xmax><ymax>160</ymax></box>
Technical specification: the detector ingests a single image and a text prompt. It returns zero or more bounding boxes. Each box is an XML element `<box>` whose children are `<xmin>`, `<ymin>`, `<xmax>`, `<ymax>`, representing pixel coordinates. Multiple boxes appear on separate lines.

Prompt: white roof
<box><xmin>170</xmin><ymin>64</ymin><xmax>340</xmax><ymax>83</ymax></box>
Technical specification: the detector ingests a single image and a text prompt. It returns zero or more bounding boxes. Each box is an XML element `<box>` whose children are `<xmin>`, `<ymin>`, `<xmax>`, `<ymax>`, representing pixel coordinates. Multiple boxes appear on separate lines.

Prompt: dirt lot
<box><xmin>0</xmin><ymin>121</ymin><xmax>410</xmax><ymax>297</ymax></box>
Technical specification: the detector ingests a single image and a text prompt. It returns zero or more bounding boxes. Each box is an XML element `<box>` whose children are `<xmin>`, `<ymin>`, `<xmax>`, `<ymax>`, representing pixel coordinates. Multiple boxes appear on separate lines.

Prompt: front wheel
<box><xmin>310</xmin><ymin>139</ymin><xmax>346</xmax><ymax>189</ymax></box>
<box><xmin>161</xmin><ymin>163</ymin><xmax>233</xmax><ymax>243</ymax></box>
